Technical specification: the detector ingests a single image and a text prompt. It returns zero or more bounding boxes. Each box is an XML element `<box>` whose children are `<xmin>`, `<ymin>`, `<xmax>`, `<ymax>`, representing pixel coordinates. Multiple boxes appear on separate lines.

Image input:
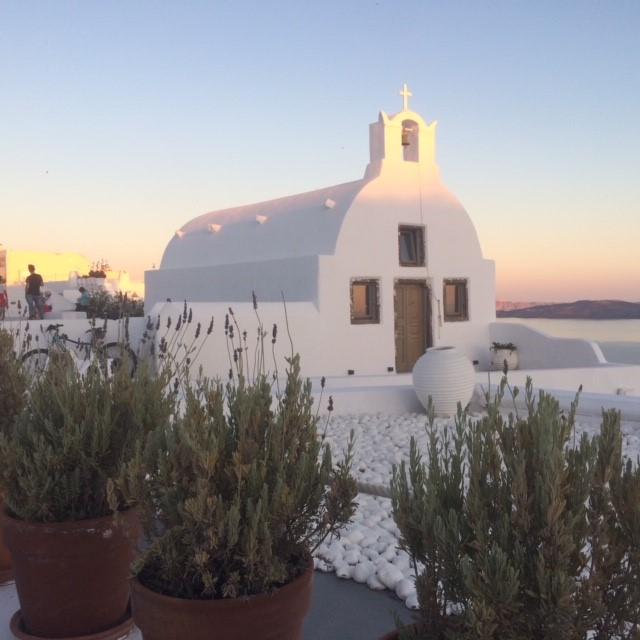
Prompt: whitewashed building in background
<box><xmin>145</xmin><ymin>87</ymin><xmax>496</xmax><ymax>378</ymax></box>
<box><xmin>0</xmin><ymin>249</ymin><xmax>144</xmax><ymax>319</ymax></box>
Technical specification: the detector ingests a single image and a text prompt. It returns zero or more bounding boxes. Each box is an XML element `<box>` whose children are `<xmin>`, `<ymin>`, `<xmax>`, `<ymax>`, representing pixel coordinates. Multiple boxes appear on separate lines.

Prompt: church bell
<box><xmin>401</xmin><ymin>129</ymin><xmax>410</xmax><ymax>146</ymax></box>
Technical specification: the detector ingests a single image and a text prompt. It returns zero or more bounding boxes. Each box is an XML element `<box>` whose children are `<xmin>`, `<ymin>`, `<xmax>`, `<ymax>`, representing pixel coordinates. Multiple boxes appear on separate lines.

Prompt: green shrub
<box><xmin>109</xmin><ymin>302</ymin><xmax>358</xmax><ymax>600</ymax></box>
<box><xmin>0</xmin><ymin>327</ymin><xmax>28</xmax><ymax>440</ymax></box>
<box><xmin>86</xmin><ymin>290</ymin><xmax>144</xmax><ymax>319</ymax></box>
<box><xmin>391</xmin><ymin>378</ymin><xmax>640</xmax><ymax>639</ymax></box>
<box><xmin>111</xmin><ymin>353</ymin><xmax>357</xmax><ymax>599</ymax></box>
<box><xmin>491</xmin><ymin>341</ymin><xmax>517</xmax><ymax>352</ymax></box>
<box><xmin>0</xmin><ymin>352</ymin><xmax>173</xmax><ymax>522</ymax></box>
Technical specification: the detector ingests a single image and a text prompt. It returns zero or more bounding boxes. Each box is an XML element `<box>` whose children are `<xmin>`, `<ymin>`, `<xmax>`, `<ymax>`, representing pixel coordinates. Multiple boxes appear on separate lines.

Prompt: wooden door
<box><xmin>394</xmin><ymin>282</ymin><xmax>431</xmax><ymax>373</ymax></box>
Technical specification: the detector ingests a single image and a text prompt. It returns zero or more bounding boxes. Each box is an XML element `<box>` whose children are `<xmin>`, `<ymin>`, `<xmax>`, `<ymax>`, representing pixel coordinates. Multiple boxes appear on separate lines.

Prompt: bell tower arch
<box><xmin>364</xmin><ymin>84</ymin><xmax>439</xmax><ymax>179</ymax></box>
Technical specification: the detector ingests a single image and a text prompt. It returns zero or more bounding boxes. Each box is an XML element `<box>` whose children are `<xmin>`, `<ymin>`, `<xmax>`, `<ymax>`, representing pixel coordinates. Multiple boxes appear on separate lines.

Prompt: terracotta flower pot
<box><xmin>130</xmin><ymin>553</ymin><xmax>314</xmax><ymax>640</ymax></box>
<box><xmin>3</xmin><ymin>509</ymin><xmax>140</xmax><ymax>639</ymax></box>
<box><xmin>0</xmin><ymin>495</ymin><xmax>14</xmax><ymax>584</ymax></box>
<box><xmin>0</xmin><ymin>525</ymin><xmax>13</xmax><ymax>584</ymax></box>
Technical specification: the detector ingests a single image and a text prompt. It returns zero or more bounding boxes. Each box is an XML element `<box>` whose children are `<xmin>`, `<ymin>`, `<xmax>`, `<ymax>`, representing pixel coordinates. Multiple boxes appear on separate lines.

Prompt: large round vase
<box><xmin>3</xmin><ymin>509</ymin><xmax>140</xmax><ymax>639</ymax></box>
<box><xmin>412</xmin><ymin>347</ymin><xmax>476</xmax><ymax>416</ymax></box>
<box><xmin>130</xmin><ymin>553</ymin><xmax>314</xmax><ymax>640</ymax></box>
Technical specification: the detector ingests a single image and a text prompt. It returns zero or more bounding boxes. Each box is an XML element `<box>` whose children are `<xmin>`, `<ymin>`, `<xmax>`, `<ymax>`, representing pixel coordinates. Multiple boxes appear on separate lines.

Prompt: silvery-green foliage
<box><xmin>112</xmin><ymin>352</ymin><xmax>357</xmax><ymax>600</ymax></box>
<box><xmin>391</xmin><ymin>377</ymin><xmax>640</xmax><ymax>639</ymax></box>
<box><xmin>0</xmin><ymin>349</ymin><xmax>172</xmax><ymax>522</ymax></box>
<box><xmin>0</xmin><ymin>327</ymin><xmax>27</xmax><ymax>440</ymax></box>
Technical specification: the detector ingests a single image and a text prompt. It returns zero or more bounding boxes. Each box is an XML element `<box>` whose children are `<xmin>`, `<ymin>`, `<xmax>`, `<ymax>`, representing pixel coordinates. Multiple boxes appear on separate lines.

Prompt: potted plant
<box><xmin>109</xmin><ymin>325</ymin><xmax>358</xmax><ymax>640</ymax></box>
<box><xmin>0</xmin><ymin>328</ymin><xmax>28</xmax><ymax>583</ymax></box>
<box><xmin>0</xmin><ymin>347</ymin><xmax>170</xmax><ymax>639</ymax></box>
<box><xmin>490</xmin><ymin>340</ymin><xmax>518</xmax><ymax>371</ymax></box>
<box><xmin>385</xmin><ymin>379</ymin><xmax>640</xmax><ymax>639</ymax></box>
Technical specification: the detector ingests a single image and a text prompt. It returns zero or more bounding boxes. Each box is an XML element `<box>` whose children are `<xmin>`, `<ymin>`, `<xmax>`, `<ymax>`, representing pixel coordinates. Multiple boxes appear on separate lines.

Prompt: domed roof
<box><xmin>160</xmin><ymin>179</ymin><xmax>365</xmax><ymax>270</ymax></box>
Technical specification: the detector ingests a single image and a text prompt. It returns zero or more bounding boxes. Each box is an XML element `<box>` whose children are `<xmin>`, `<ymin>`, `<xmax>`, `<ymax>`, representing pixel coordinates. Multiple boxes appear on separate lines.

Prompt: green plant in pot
<box><xmin>490</xmin><ymin>340</ymin><xmax>518</xmax><ymax>372</ymax></box>
<box><xmin>0</xmin><ymin>328</ymin><xmax>28</xmax><ymax>438</ymax></box>
<box><xmin>0</xmin><ymin>347</ymin><xmax>172</xmax><ymax>639</ymax></box>
<box><xmin>0</xmin><ymin>327</ymin><xmax>28</xmax><ymax>584</ymax></box>
<box><xmin>109</xmin><ymin>328</ymin><xmax>358</xmax><ymax>640</ymax></box>
<box><xmin>387</xmin><ymin>378</ymin><xmax>640</xmax><ymax>639</ymax></box>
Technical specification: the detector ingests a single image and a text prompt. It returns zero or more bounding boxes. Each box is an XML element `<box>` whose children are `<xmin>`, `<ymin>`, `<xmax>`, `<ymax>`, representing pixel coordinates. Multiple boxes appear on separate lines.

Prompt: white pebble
<box><xmin>404</xmin><ymin>592</ymin><xmax>420</xmax><ymax>610</ymax></box>
<box><xmin>345</xmin><ymin>528</ymin><xmax>365</xmax><ymax>545</ymax></box>
<box><xmin>367</xmin><ymin>573</ymin><xmax>386</xmax><ymax>590</ymax></box>
<box><xmin>374</xmin><ymin>541</ymin><xmax>389</xmax><ymax>554</ymax></box>
<box><xmin>335</xmin><ymin>562</ymin><xmax>353</xmax><ymax>579</ymax></box>
<box><xmin>314</xmin><ymin>558</ymin><xmax>332</xmax><ymax>572</ymax></box>
<box><xmin>360</xmin><ymin>535</ymin><xmax>379</xmax><ymax>548</ymax></box>
<box><xmin>381</xmin><ymin>546</ymin><xmax>397</xmax><ymax>561</ymax></box>
<box><xmin>353</xmin><ymin>561</ymin><xmax>374</xmax><ymax>584</ymax></box>
<box><xmin>343</xmin><ymin>549</ymin><xmax>360</xmax><ymax>565</ymax></box>
<box><xmin>377</xmin><ymin>562</ymin><xmax>404</xmax><ymax>590</ymax></box>
<box><xmin>361</xmin><ymin>548</ymin><xmax>380</xmax><ymax>561</ymax></box>
<box><xmin>323</xmin><ymin>541</ymin><xmax>345</xmax><ymax>564</ymax></box>
<box><xmin>392</xmin><ymin>553</ymin><xmax>411</xmax><ymax>572</ymax></box>
<box><xmin>395</xmin><ymin>578</ymin><xmax>415</xmax><ymax>600</ymax></box>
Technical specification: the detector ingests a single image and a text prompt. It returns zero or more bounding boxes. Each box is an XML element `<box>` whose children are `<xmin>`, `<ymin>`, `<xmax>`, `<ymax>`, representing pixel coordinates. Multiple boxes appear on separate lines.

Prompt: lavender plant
<box><xmin>0</xmin><ymin>327</ymin><xmax>27</xmax><ymax>439</ymax></box>
<box><xmin>109</xmin><ymin>302</ymin><xmax>357</xmax><ymax>599</ymax></box>
<box><xmin>0</xmin><ymin>350</ymin><xmax>174</xmax><ymax>522</ymax></box>
<box><xmin>391</xmin><ymin>377</ymin><xmax>640</xmax><ymax>639</ymax></box>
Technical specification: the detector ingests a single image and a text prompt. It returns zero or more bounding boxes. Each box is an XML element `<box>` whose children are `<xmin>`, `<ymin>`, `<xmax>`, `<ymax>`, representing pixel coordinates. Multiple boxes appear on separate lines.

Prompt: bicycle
<box><xmin>21</xmin><ymin>323</ymin><xmax>137</xmax><ymax>379</ymax></box>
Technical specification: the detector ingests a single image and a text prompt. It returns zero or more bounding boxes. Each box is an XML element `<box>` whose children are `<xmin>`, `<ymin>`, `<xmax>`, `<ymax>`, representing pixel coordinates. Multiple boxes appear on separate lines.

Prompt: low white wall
<box><xmin>4</xmin><ymin>317</ymin><xmax>147</xmax><ymax>356</ymax></box>
<box><xmin>476</xmin><ymin>365</ymin><xmax>640</xmax><ymax>400</ymax></box>
<box><xmin>312</xmin><ymin>374</ymin><xmax>640</xmax><ymax>423</ymax></box>
<box><xmin>489</xmin><ymin>321</ymin><xmax>606</xmax><ymax>369</ymax></box>
<box><xmin>5</xmin><ymin>315</ymin><xmax>636</xmax><ymax>422</ymax></box>
<box><xmin>475</xmin><ymin>380</ymin><xmax>640</xmax><ymax>426</ymax></box>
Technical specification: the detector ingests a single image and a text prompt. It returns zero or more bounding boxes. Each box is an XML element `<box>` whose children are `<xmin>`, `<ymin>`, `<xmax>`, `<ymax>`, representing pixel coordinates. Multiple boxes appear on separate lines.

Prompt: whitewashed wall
<box><xmin>144</xmin><ymin>106</ymin><xmax>497</xmax><ymax>377</ymax></box>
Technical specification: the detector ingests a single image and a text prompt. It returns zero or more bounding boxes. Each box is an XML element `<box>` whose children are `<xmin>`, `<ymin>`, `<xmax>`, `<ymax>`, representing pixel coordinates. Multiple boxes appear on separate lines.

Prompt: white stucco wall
<box><xmin>489</xmin><ymin>321</ymin><xmax>608</xmax><ymax>369</ymax></box>
<box><xmin>329</xmin><ymin>159</ymin><xmax>495</xmax><ymax>370</ymax></box>
<box><xmin>146</xmin><ymin>256</ymin><xmax>322</xmax><ymax>307</ymax></box>
<box><xmin>6</xmin><ymin>317</ymin><xmax>147</xmax><ymax>358</ymax></box>
<box><xmin>145</xmin><ymin>103</ymin><xmax>497</xmax><ymax>377</ymax></box>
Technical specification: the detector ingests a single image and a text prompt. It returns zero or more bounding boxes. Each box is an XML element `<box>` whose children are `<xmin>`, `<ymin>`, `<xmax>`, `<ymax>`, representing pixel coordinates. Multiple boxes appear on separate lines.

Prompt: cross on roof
<box><xmin>399</xmin><ymin>83</ymin><xmax>412</xmax><ymax>111</ymax></box>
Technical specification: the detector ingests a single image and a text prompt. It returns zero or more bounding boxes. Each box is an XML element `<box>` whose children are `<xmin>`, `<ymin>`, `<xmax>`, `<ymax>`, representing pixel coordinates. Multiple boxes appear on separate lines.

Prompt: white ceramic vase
<box><xmin>412</xmin><ymin>346</ymin><xmax>476</xmax><ymax>416</ymax></box>
<box><xmin>491</xmin><ymin>348</ymin><xmax>518</xmax><ymax>372</ymax></box>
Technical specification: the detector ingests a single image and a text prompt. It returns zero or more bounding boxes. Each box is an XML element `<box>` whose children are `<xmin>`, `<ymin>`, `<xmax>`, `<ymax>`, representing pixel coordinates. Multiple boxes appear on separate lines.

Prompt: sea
<box><xmin>496</xmin><ymin>318</ymin><xmax>640</xmax><ymax>366</ymax></box>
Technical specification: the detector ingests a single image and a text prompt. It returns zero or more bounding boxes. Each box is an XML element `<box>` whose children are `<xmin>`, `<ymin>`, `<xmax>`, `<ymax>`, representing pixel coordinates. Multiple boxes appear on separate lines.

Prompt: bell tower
<box><xmin>364</xmin><ymin>84</ymin><xmax>439</xmax><ymax>180</ymax></box>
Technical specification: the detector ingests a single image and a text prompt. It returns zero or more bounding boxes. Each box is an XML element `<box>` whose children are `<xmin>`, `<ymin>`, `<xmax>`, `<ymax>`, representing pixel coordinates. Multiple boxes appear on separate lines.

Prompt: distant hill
<box><xmin>496</xmin><ymin>301</ymin><xmax>547</xmax><ymax>312</ymax></box>
<box><xmin>497</xmin><ymin>300</ymin><xmax>640</xmax><ymax>320</ymax></box>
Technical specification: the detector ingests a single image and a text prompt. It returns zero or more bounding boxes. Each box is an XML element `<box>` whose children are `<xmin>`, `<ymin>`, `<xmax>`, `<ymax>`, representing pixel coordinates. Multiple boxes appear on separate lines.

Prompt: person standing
<box><xmin>76</xmin><ymin>286</ymin><xmax>90</xmax><ymax>312</ymax></box>
<box><xmin>0</xmin><ymin>282</ymin><xmax>8</xmax><ymax>320</ymax></box>
<box><xmin>25</xmin><ymin>264</ymin><xmax>44</xmax><ymax>319</ymax></box>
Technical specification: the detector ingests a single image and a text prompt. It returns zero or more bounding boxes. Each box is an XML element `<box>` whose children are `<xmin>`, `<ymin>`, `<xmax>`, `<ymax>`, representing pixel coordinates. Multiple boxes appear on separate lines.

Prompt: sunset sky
<box><xmin>2</xmin><ymin>1</ymin><xmax>639</xmax><ymax>302</ymax></box>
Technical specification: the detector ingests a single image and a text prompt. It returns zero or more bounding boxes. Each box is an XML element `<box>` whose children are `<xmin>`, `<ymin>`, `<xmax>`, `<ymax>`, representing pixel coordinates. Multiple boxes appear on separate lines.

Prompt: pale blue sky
<box><xmin>2</xmin><ymin>1</ymin><xmax>639</xmax><ymax>301</ymax></box>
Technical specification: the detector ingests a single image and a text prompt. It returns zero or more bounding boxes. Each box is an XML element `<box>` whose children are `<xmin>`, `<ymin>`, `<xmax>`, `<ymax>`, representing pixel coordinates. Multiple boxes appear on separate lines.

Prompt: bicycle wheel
<box><xmin>21</xmin><ymin>349</ymin><xmax>49</xmax><ymax>378</ymax></box>
<box><xmin>100</xmin><ymin>342</ymin><xmax>137</xmax><ymax>377</ymax></box>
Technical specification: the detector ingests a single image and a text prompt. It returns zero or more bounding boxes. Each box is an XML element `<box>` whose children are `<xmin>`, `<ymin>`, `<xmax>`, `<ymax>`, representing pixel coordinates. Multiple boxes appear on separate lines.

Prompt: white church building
<box><xmin>145</xmin><ymin>86</ymin><xmax>496</xmax><ymax>379</ymax></box>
